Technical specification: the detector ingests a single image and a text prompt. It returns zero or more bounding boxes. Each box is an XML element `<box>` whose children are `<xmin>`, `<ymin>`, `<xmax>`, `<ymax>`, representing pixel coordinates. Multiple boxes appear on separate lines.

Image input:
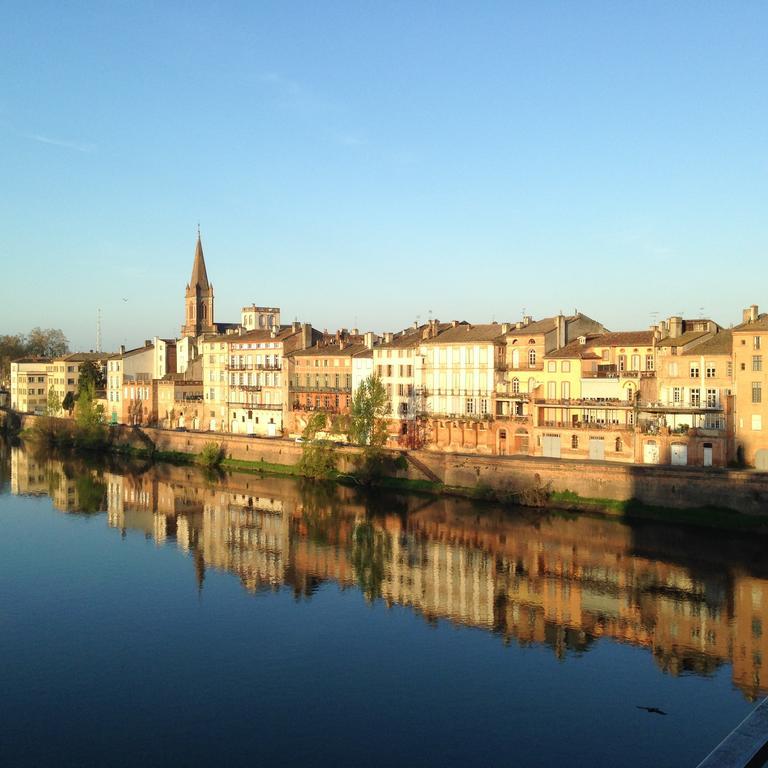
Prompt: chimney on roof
<box><xmin>119</xmin><ymin>344</ymin><xmax>125</xmax><ymax>355</ymax></box>
<box><xmin>413</xmin><ymin>321</ymin><xmax>418</xmax><ymax>329</ymax></box>
<box><xmin>339</xmin><ymin>339</ymin><xmax>345</xmax><ymax>351</ymax></box>
<box><xmin>364</xmin><ymin>331</ymin><xmax>374</xmax><ymax>349</ymax></box>
<box><xmin>145</xmin><ymin>339</ymin><xmax>152</xmax><ymax>347</ymax></box>
<box><xmin>523</xmin><ymin>315</ymin><xmax>532</xmax><ymax>326</ymax></box>
<box><xmin>751</xmin><ymin>304</ymin><xmax>759</xmax><ymax>322</ymax></box>
<box><xmin>452</xmin><ymin>320</ymin><xmax>459</xmax><ymax>328</ymax></box>
<box><xmin>292</xmin><ymin>321</ymin><xmax>300</xmax><ymax>333</ymax></box>
<box><xmin>383</xmin><ymin>332</ymin><xmax>393</xmax><ymax>343</ymax></box>
<box><xmin>555</xmin><ymin>314</ymin><xmax>565</xmax><ymax>349</ymax></box>
<box><xmin>351</xmin><ymin>328</ymin><xmax>358</xmax><ymax>336</ymax></box>
<box><xmin>669</xmin><ymin>316</ymin><xmax>683</xmax><ymax>339</ymax></box>
<box><xmin>300</xmin><ymin>323</ymin><xmax>312</xmax><ymax>350</ymax></box>
<box><xmin>501</xmin><ymin>323</ymin><xmax>510</xmax><ymax>334</ymax></box>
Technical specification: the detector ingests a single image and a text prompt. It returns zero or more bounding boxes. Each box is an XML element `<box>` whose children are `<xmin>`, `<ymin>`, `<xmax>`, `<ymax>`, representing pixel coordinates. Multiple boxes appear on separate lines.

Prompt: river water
<box><xmin>0</xmin><ymin>438</ymin><xmax>766</xmax><ymax>767</ymax></box>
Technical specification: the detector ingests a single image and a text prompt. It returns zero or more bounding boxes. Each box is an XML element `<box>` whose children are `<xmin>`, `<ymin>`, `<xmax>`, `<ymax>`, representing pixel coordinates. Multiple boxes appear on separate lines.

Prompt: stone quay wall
<box><xmin>18</xmin><ymin>415</ymin><xmax>768</xmax><ymax>514</ymax></box>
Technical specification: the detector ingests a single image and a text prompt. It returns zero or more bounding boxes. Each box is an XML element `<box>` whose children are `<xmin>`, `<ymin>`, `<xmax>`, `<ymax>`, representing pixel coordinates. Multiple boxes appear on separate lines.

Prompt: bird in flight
<box><xmin>636</xmin><ymin>706</ymin><xmax>667</xmax><ymax>716</ymax></box>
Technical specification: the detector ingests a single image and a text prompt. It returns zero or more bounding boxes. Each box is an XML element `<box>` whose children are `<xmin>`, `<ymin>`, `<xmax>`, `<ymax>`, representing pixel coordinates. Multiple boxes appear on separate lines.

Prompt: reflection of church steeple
<box><xmin>181</xmin><ymin>227</ymin><xmax>215</xmax><ymax>338</ymax></box>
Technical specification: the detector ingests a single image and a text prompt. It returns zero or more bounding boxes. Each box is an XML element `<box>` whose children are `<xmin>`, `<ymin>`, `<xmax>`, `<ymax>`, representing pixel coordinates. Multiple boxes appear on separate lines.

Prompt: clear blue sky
<box><xmin>1</xmin><ymin>1</ymin><xmax>766</xmax><ymax>351</ymax></box>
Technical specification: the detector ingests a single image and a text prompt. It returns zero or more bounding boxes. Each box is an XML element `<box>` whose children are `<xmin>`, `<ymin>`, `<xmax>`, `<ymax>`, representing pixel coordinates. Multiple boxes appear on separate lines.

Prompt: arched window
<box><xmin>512</xmin><ymin>377</ymin><xmax>520</xmax><ymax>394</ymax></box>
<box><xmin>528</xmin><ymin>349</ymin><xmax>537</xmax><ymax>367</ymax></box>
<box><xmin>200</xmin><ymin>303</ymin><xmax>207</xmax><ymax>320</ymax></box>
<box><xmin>571</xmin><ymin>434</ymin><xmax>579</xmax><ymax>449</ymax></box>
<box><xmin>615</xmin><ymin>437</ymin><xmax>623</xmax><ymax>452</ymax></box>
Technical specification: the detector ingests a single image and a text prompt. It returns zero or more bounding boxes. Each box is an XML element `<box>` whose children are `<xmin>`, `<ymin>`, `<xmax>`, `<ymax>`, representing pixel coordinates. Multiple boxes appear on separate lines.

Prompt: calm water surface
<box><xmin>1</xmin><ymin>439</ymin><xmax>766</xmax><ymax>767</ymax></box>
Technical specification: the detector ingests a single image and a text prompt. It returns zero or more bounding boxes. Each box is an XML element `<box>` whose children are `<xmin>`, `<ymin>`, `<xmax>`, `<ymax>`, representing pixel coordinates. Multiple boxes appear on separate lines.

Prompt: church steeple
<box><xmin>181</xmin><ymin>228</ymin><xmax>215</xmax><ymax>338</ymax></box>
<box><xmin>189</xmin><ymin>227</ymin><xmax>210</xmax><ymax>290</ymax></box>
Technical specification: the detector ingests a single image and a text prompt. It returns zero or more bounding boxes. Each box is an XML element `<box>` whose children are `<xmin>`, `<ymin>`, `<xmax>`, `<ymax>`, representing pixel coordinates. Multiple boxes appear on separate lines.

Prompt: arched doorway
<box><xmin>514</xmin><ymin>428</ymin><xmax>529</xmax><ymax>454</ymax></box>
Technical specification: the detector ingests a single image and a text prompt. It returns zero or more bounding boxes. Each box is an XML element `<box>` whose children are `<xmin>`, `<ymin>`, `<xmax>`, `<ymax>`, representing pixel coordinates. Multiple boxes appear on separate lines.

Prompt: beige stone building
<box><xmin>201</xmin><ymin>323</ymin><xmax>319</xmax><ymax>435</ymax></box>
<box><xmin>733</xmin><ymin>305</ymin><xmax>768</xmax><ymax>468</ymax></box>
<box><xmin>106</xmin><ymin>338</ymin><xmax>176</xmax><ymax>425</ymax></box>
<box><xmin>45</xmin><ymin>352</ymin><xmax>109</xmax><ymax>415</ymax></box>
<box><xmin>10</xmin><ymin>358</ymin><xmax>49</xmax><ymax>414</ymax></box>
<box><xmin>156</xmin><ymin>375</ymin><xmax>204</xmax><ymax>429</ymax></box>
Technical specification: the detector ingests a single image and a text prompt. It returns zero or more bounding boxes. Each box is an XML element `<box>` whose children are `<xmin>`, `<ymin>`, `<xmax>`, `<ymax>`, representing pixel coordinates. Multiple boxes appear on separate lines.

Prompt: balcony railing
<box><xmin>290</xmin><ymin>385</ymin><xmax>351</xmax><ymax>394</ymax></box>
<box><xmin>541</xmin><ymin>420</ymin><xmax>634</xmax><ymax>431</ymax></box>
<box><xmin>535</xmin><ymin>398</ymin><xmax>633</xmax><ymax>406</ymax></box>
<box><xmin>291</xmin><ymin>403</ymin><xmax>345</xmax><ymax>414</ymax></box>
<box><xmin>228</xmin><ymin>401</ymin><xmax>283</xmax><ymax>410</ymax></box>
<box><xmin>581</xmin><ymin>369</ymin><xmax>655</xmax><ymax>379</ymax></box>
<box><xmin>226</xmin><ymin>363</ymin><xmax>281</xmax><ymax>371</ymax></box>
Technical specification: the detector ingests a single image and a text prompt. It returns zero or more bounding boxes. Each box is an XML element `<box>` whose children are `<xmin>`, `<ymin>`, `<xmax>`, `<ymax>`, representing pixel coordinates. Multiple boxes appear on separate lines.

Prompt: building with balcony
<box><xmin>286</xmin><ymin>338</ymin><xmax>373</xmax><ymax>430</ymax></box>
<box><xmin>201</xmin><ymin>323</ymin><xmax>319</xmax><ymax>436</ymax></box>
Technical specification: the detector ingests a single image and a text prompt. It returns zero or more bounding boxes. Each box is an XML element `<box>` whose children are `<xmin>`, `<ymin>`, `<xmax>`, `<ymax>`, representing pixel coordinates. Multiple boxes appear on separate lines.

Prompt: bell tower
<box><xmin>181</xmin><ymin>228</ymin><xmax>215</xmax><ymax>338</ymax></box>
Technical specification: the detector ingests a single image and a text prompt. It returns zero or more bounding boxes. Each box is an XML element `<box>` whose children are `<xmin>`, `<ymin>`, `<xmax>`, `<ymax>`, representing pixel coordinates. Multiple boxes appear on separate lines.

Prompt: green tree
<box><xmin>62</xmin><ymin>391</ymin><xmax>75</xmax><ymax>415</ymax></box>
<box><xmin>77</xmin><ymin>359</ymin><xmax>106</xmax><ymax>392</ymax></box>
<box><xmin>298</xmin><ymin>413</ymin><xmax>338</xmax><ymax>479</ymax></box>
<box><xmin>0</xmin><ymin>334</ymin><xmax>27</xmax><ymax>383</ymax></box>
<box><xmin>46</xmin><ymin>388</ymin><xmax>62</xmax><ymax>417</ymax></box>
<box><xmin>74</xmin><ymin>380</ymin><xmax>107</xmax><ymax>449</ymax></box>
<box><xmin>349</xmin><ymin>374</ymin><xmax>390</xmax><ymax>447</ymax></box>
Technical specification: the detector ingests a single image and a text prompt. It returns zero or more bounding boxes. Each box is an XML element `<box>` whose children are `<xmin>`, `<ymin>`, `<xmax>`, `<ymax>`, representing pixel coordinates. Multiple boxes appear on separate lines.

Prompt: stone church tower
<box><xmin>181</xmin><ymin>231</ymin><xmax>216</xmax><ymax>338</ymax></box>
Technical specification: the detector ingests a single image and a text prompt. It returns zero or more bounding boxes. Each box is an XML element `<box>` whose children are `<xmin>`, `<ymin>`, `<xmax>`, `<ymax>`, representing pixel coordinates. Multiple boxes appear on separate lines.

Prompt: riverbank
<box><xmin>15</xmin><ymin>413</ymin><xmax>768</xmax><ymax>529</ymax></box>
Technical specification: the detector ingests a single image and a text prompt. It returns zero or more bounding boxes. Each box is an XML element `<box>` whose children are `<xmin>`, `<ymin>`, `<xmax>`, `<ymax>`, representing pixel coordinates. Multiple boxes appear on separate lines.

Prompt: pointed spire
<box><xmin>190</xmin><ymin>228</ymin><xmax>210</xmax><ymax>290</ymax></box>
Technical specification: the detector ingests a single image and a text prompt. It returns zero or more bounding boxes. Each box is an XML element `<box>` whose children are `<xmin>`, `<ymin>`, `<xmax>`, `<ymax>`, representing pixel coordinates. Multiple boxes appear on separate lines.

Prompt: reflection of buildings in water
<box><xmin>9</xmin><ymin>448</ymin><xmax>768</xmax><ymax>700</ymax></box>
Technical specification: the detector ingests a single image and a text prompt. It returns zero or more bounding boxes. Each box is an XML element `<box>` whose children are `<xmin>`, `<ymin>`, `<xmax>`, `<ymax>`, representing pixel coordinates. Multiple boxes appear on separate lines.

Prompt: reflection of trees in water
<box><xmin>351</xmin><ymin>519</ymin><xmax>391</xmax><ymax>602</ymax></box>
<box><xmin>74</xmin><ymin>474</ymin><xmax>107</xmax><ymax>514</ymax></box>
<box><xmin>297</xmin><ymin>480</ymin><xmax>344</xmax><ymax>545</ymax></box>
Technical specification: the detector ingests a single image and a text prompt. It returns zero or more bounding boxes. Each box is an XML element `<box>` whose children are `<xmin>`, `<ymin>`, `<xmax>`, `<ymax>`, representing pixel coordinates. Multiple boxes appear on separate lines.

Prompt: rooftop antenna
<box><xmin>428</xmin><ymin>308</ymin><xmax>433</xmax><ymax>322</ymax></box>
<box><xmin>96</xmin><ymin>308</ymin><xmax>102</xmax><ymax>352</ymax></box>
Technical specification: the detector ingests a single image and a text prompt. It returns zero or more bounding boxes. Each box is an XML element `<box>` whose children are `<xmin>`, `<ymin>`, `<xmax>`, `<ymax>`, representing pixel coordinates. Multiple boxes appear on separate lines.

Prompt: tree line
<box><xmin>0</xmin><ymin>327</ymin><xmax>70</xmax><ymax>382</ymax></box>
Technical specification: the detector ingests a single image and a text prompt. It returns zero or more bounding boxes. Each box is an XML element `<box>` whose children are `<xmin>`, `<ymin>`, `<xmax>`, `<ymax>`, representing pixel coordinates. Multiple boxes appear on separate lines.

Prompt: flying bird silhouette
<box><xmin>637</xmin><ymin>706</ymin><xmax>667</xmax><ymax>716</ymax></box>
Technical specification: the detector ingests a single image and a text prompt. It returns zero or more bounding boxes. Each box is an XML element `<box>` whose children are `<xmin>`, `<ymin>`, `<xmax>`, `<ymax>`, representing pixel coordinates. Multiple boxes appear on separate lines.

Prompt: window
<box><xmin>690</xmin><ymin>388</ymin><xmax>700</xmax><ymax>407</ymax></box>
<box><xmin>480</xmin><ymin>398</ymin><xmax>488</xmax><ymax>414</ymax></box>
<box><xmin>706</xmin><ymin>389</ymin><xmax>717</xmax><ymax>408</ymax></box>
<box><xmin>646</xmin><ymin>354</ymin><xmax>654</xmax><ymax>371</ymax></box>
<box><xmin>528</xmin><ymin>349</ymin><xmax>536</xmax><ymax>367</ymax></box>
<box><xmin>673</xmin><ymin>387</ymin><xmax>681</xmax><ymax>403</ymax></box>
<box><xmin>727</xmin><ymin>362</ymin><xmax>733</xmax><ymax>377</ymax></box>
<box><xmin>562</xmin><ymin>361</ymin><xmax>571</xmax><ymax>373</ymax></box>
<box><xmin>511</xmin><ymin>377</ymin><xmax>520</xmax><ymax>394</ymax></box>
<box><xmin>466</xmin><ymin>398</ymin><xmax>475</xmax><ymax>415</ymax></box>
<box><xmin>571</xmin><ymin>435</ymin><xmax>579</xmax><ymax>449</ymax></box>
<box><xmin>690</xmin><ymin>364</ymin><xmax>700</xmax><ymax>378</ymax></box>
<box><xmin>631</xmin><ymin>354</ymin><xmax>640</xmax><ymax>370</ymax></box>
<box><xmin>561</xmin><ymin>381</ymin><xmax>570</xmax><ymax>399</ymax></box>
<box><xmin>753</xmin><ymin>382</ymin><xmax>762</xmax><ymax>404</ymax></box>
<box><xmin>615</xmin><ymin>437</ymin><xmax>623</xmax><ymax>452</ymax></box>
<box><xmin>706</xmin><ymin>363</ymin><xmax>716</xmax><ymax>378</ymax></box>
<box><xmin>753</xmin><ymin>415</ymin><xmax>763</xmax><ymax>431</ymax></box>
<box><xmin>547</xmin><ymin>382</ymin><xmax>556</xmax><ymax>400</ymax></box>
<box><xmin>547</xmin><ymin>361</ymin><xmax>556</xmax><ymax>372</ymax></box>
<box><xmin>755</xmin><ymin>336</ymin><xmax>762</xmax><ymax>350</ymax></box>
<box><xmin>668</xmin><ymin>362</ymin><xmax>678</xmax><ymax>377</ymax></box>
<box><xmin>618</xmin><ymin>355</ymin><xmax>626</xmax><ymax>372</ymax></box>
<box><xmin>754</xmin><ymin>356</ymin><xmax>763</xmax><ymax>372</ymax></box>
